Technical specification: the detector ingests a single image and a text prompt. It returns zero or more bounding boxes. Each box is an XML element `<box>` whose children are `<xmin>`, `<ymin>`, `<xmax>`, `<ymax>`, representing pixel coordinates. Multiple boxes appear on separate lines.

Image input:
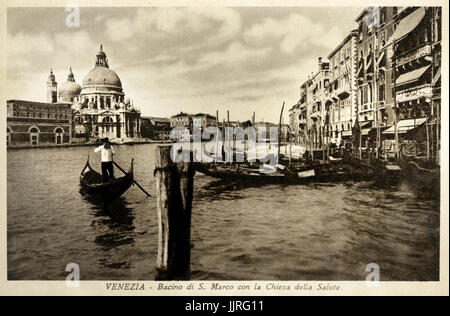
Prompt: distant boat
<box><xmin>80</xmin><ymin>157</ymin><xmax>134</xmax><ymax>205</ymax></box>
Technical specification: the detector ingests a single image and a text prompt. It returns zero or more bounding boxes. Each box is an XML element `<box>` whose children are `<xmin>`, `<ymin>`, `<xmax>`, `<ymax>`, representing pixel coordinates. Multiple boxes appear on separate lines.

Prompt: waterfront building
<box><xmin>71</xmin><ymin>45</ymin><xmax>142</xmax><ymax>143</ymax></box>
<box><xmin>7</xmin><ymin>99</ymin><xmax>72</xmax><ymax>147</ymax></box>
<box><xmin>306</xmin><ymin>58</ymin><xmax>330</xmax><ymax>149</ymax></box>
<box><xmin>297</xmin><ymin>82</ymin><xmax>309</xmax><ymax>145</ymax></box>
<box><xmin>381</xmin><ymin>7</ymin><xmax>437</xmax><ymax>159</ymax></box>
<box><xmin>284</xmin><ymin>6</ymin><xmax>440</xmax><ymax>162</ymax></box>
<box><xmin>288</xmin><ymin>79</ymin><xmax>308</xmax><ymax>145</ymax></box>
<box><xmin>326</xmin><ymin>30</ymin><xmax>358</xmax><ymax>146</ymax></box>
<box><xmin>170</xmin><ymin>112</ymin><xmax>192</xmax><ymax>129</ymax></box>
<box><xmin>355</xmin><ymin>7</ymin><xmax>398</xmax><ymax>150</ymax></box>
<box><xmin>192</xmin><ymin>113</ymin><xmax>218</xmax><ymax>129</ymax></box>
<box><xmin>141</xmin><ymin>116</ymin><xmax>171</xmax><ymax>140</ymax></box>
<box><xmin>170</xmin><ymin>112</ymin><xmax>217</xmax><ymax>140</ymax></box>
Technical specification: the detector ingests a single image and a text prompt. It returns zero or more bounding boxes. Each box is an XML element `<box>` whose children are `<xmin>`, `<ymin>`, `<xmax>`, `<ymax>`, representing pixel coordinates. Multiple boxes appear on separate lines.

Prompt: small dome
<box><xmin>59</xmin><ymin>80</ymin><xmax>81</xmax><ymax>102</ymax></box>
<box><xmin>82</xmin><ymin>67</ymin><xmax>122</xmax><ymax>89</ymax></box>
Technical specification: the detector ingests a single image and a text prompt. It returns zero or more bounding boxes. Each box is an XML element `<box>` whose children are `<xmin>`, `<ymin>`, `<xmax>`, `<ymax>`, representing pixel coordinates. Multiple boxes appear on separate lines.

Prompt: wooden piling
<box><xmin>155</xmin><ymin>145</ymin><xmax>194</xmax><ymax>280</ymax></box>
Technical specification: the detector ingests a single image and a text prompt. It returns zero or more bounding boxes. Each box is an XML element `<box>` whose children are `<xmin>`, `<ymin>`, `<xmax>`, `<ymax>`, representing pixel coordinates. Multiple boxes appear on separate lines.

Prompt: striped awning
<box><xmin>386</xmin><ymin>7</ymin><xmax>426</xmax><ymax>46</ymax></box>
<box><xmin>382</xmin><ymin>118</ymin><xmax>427</xmax><ymax>134</ymax></box>
<box><xmin>396</xmin><ymin>65</ymin><xmax>430</xmax><ymax>86</ymax></box>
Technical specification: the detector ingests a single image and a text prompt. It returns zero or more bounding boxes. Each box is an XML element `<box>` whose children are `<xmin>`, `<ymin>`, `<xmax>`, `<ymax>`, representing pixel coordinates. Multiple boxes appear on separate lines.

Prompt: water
<box><xmin>7</xmin><ymin>144</ymin><xmax>440</xmax><ymax>281</ymax></box>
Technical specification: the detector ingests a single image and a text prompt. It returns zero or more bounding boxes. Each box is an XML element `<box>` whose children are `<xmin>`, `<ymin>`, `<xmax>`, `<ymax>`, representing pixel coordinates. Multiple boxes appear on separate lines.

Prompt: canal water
<box><xmin>7</xmin><ymin>144</ymin><xmax>440</xmax><ymax>281</ymax></box>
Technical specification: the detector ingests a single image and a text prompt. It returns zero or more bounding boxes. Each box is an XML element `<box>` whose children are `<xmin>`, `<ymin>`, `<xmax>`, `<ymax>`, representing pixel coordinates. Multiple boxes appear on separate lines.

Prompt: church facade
<box><xmin>69</xmin><ymin>45</ymin><xmax>142</xmax><ymax>143</ymax></box>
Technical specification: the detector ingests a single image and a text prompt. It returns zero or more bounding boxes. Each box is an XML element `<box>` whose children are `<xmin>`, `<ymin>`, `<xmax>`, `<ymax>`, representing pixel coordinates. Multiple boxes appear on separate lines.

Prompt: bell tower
<box><xmin>47</xmin><ymin>69</ymin><xmax>58</xmax><ymax>103</ymax></box>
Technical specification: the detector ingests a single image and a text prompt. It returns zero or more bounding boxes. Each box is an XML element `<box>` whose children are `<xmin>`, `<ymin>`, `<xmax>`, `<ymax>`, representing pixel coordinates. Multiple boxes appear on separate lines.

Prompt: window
<box><xmin>380</xmin><ymin>8</ymin><xmax>386</xmax><ymax>25</ymax></box>
<box><xmin>379</xmin><ymin>84</ymin><xmax>385</xmax><ymax>102</ymax></box>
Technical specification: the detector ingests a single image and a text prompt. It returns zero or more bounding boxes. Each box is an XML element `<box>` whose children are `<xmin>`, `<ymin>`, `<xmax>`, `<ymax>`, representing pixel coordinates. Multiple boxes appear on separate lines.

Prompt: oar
<box><xmin>113</xmin><ymin>160</ymin><xmax>152</xmax><ymax>198</ymax></box>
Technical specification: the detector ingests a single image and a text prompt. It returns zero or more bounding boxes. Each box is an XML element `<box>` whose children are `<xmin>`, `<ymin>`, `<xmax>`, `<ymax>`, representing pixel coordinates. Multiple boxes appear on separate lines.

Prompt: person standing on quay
<box><xmin>94</xmin><ymin>138</ymin><xmax>115</xmax><ymax>183</ymax></box>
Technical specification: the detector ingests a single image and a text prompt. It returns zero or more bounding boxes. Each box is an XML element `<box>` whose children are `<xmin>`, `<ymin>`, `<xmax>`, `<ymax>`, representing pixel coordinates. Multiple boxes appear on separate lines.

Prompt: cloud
<box><xmin>104</xmin><ymin>7</ymin><xmax>241</xmax><ymax>49</ymax></box>
<box><xmin>244</xmin><ymin>13</ymin><xmax>345</xmax><ymax>54</ymax></box>
<box><xmin>197</xmin><ymin>41</ymin><xmax>272</xmax><ymax>69</ymax></box>
<box><xmin>7</xmin><ymin>32</ymin><xmax>54</xmax><ymax>70</ymax></box>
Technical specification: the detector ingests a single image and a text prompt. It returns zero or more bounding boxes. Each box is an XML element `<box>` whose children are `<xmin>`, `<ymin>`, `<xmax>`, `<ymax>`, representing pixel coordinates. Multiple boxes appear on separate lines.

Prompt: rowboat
<box><xmin>80</xmin><ymin>157</ymin><xmax>134</xmax><ymax>205</ymax></box>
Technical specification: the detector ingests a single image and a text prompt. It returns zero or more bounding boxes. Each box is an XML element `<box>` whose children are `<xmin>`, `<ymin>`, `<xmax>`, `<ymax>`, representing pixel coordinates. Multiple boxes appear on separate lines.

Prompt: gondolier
<box><xmin>95</xmin><ymin>138</ymin><xmax>115</xmax><ymax>183</ymax></box>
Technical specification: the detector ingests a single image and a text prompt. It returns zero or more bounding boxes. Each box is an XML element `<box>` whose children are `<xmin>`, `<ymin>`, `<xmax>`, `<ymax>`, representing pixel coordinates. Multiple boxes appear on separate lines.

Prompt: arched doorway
<box><xmin>29</xmin><ymin>126</ymin><xmax>39</xmax><ymax>145</ymax></box>
<box><xmin>55</xmin><ymin>127</ymin><xmax>64</xmax><ymax>144</ymax></box>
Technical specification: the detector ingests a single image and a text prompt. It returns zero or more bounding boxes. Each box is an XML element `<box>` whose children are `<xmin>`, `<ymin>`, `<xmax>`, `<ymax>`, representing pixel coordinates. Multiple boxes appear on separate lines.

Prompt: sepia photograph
<box><xmin>1</xmin><ymin>1</ymin><xmax>448</xmax><ymax>296</ymax></box>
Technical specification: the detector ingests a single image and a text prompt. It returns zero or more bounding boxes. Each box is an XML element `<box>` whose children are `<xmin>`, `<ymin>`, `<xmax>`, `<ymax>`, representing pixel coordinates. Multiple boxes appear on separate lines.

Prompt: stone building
<box><xmin>381</xmin><ymin>7</ymin><xmax>439</xmax><ymax>159</ymax></box>
<box><xmin>141</xmin><ymin>116</ymin><xmax>171</xmax><ymax>140</ymax></box>
<box><xmin>170</xmin><ymin>112</ymin><xmax>217</xmax><ymax>140</ymax></box>
<box><xmin>326</xmin><ymin>30</ymin><xmax>358</xmax><ymax>146</ymax></box>
<box><xmin>355</xmin><ymin>6</ymin><xmax>398</xmax><ymax>148</ymax></box>
<box><xmin>306</xmin><ymin>58</ymin><xmax>330</xmax><ymax>149</ymax></box>
<box><xmin>7</xmin><ymin>99</ymin><xmax>72</xmax><ymax>147</ymax></box>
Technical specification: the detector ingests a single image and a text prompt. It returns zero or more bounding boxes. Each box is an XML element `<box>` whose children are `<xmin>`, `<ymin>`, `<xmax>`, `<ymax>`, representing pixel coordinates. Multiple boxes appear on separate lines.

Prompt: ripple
<box><xmin>7</xmin><ymin>145</ymin><xmax>440</xmax><ymax>281</ymax></box>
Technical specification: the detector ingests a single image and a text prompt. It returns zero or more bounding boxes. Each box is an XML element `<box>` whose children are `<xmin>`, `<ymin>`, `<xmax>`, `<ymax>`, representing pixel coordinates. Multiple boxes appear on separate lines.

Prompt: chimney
<box><xmin>318</xmin><ymin>57</ymin><xmax>323</xmax><ymax>71</ymax></box>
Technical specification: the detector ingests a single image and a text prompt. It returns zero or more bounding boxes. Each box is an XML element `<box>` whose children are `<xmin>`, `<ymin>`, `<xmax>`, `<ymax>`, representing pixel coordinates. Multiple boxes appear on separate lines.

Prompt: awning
<box><xmin>386</xmin><ymin>7</ymin><xmax>426</xmax><ymax>46</ymax></box>
<box><xmin>342</xmin><ymin>130</ymin><xmax>352</xmax><ymax>137</ymax></box>
<box><xmin>432</xmin><ymin>67</ymin><xmax>441</xmax><ymax>84</ymax></box>
<box><xmin>382</xmin><ymin>118</ymin><xmax>427</xmax><ymax>134</ymax></box>
<box><xmin>396</xmin><ymin>65</ymin><xmax>430</xmax><ymax>86</ymax></box>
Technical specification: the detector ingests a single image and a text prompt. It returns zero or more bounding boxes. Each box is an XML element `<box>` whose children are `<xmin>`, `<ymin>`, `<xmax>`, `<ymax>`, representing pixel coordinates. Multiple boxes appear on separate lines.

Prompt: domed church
<box><xmin>56</xmin><ymin>44</ymin><xmax>142</xmax><ymax>142</ymax></box>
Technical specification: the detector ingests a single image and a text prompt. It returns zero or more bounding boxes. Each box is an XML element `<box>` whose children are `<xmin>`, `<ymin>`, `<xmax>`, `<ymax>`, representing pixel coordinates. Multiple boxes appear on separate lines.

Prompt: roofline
<box><xmin>7</xmin><ymin>99</ymin><xmax>70</xmax><ymax>106</ymax></box>
<box><xmin>355</xmin><ymin>7</ymin><xmax>371</xmax><ymax>22</ymax></box>
<box><xmin>327</xmin><ymin>30</ymin><xmax>358</xmax><ymax>59</ymax></box>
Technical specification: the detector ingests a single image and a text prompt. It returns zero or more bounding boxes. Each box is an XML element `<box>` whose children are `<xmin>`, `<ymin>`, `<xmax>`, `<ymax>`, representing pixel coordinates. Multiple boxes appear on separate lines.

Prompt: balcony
<box><xmin>396</xmin><ymin>84</ymin><xmax>433</xmax><ymax>103</ymax></box>
<box><xmin>396</xmin><ymin>44</ymin><xmax>432</xmax><ymax>66</ymax></box>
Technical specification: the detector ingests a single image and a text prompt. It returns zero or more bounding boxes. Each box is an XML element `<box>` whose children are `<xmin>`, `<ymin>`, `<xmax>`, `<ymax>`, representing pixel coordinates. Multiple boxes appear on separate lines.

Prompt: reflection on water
<box><xmin>7</xmin><ymin>144</ymin><xmax>440</xmax><ymax>281</ymax></box>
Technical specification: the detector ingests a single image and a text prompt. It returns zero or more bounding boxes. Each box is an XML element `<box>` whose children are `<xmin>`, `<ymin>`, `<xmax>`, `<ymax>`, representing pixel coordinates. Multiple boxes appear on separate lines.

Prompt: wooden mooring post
<box><xmin>155</xmin><ymin>145</ymin><xmax>194</xmax><ymax>280</ymax></box>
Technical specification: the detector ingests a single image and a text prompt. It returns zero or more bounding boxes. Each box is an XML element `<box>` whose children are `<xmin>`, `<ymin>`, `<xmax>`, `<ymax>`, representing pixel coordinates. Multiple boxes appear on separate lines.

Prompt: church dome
<box><xmin>82</xmin><ymin>67</ymin><xmax>122</xmax><ymax>88</ymax></box>
<box><xmin>59</xmin><ymin>68</ymin><xmax>81</xmax><ymax>102</ymax></box>
<box><xmin>81</xmin><ymin>44</ymin><xmax>122</xmax><ymax>90</ymax></box>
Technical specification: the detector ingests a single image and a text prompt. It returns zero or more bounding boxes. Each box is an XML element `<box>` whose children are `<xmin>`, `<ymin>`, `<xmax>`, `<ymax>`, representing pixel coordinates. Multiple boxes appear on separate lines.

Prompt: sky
<box><xmin>7</xmin><ymin>6</ymin><xmax>364</xmax><ymax>123</ymax></box>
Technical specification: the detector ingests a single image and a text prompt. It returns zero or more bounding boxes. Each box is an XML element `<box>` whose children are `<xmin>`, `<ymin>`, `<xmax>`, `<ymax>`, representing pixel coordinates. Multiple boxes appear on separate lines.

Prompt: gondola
<box><xmin>80</xmin><ymin>157</ymin><xmax>134</xmax><ymax>205</ymax></box>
